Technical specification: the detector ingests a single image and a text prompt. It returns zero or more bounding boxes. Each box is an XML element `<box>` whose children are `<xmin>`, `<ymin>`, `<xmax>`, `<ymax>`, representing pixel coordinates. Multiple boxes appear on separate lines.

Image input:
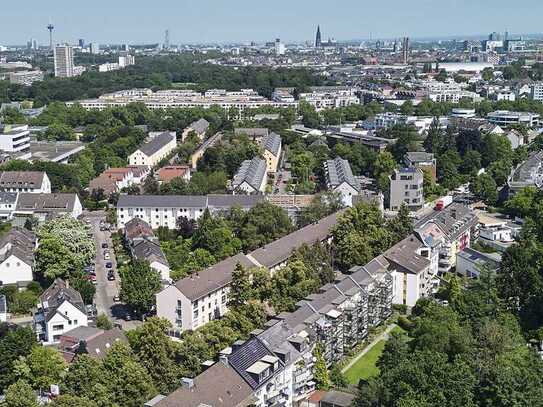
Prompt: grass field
<box><xmin>344</xmin><ymin>326</ymin><xmax>405</xmax><ymax>384</ymax></box>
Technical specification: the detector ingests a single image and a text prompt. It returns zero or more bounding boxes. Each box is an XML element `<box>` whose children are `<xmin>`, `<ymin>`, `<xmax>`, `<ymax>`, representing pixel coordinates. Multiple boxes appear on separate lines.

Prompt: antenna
<box><xmin>47</xmin><ymin>18</ymin><xmax>54</xmax><ymax>51</ymax></box>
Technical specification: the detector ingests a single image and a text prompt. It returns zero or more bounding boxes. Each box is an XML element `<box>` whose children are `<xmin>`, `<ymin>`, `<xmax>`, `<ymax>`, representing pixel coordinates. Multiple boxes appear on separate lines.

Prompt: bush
<box><xmin>96</xmin><ymin>314</ymin><xmax>113</xmax><ymax>330</ymax></box>
<box><xmin>397</xmin><ymin>315</ymin><xmax>414</xmax><ymax>331</ymax></box>
<box><xmin>393</xmin><ymin>304</ymin><xmax>408</xmax><ymax>314</ymax></box>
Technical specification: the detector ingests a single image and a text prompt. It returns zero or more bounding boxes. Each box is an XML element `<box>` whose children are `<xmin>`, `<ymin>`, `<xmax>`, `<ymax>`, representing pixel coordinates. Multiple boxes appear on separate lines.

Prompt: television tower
<box><xmin>47</xmin><ymin>20</ymin><xmax>54</xmax><ymax>50</ymax></box>
<box><xmin>164</xmin><ymin>29</ymin><xmax>170</xmax><ymax>50</ymax></box>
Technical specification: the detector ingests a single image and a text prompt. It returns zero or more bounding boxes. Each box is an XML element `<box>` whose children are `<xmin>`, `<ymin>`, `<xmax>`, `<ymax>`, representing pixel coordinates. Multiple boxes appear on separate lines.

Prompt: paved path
<box><xmin>341</xmin><ymin>323</ymin><xmax>397</xmax><ymax>374</ymax></box>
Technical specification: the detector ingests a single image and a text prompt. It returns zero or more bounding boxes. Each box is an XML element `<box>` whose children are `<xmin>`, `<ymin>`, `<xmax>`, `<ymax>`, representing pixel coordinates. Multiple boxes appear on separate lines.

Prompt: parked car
<box><xmin>101</xmin><ymin>243</ymin><xmax>108</xmax><ymax>249</ymax></box>
<box><xmin>106</xmin><ymin>262</ymin><xmax>113</xmax><ymax>269</ymax></box>
<box><xmin>104</xmin><ymin>253</ymin><xmax>111</xmax><ymax>260</ymax></box>
<box><xmin>113</xmin><ymin>295</ymin><xmax>120</xmax><ymax>303</ymax></box>
<box><xmin>107</xmin><ymin>271</ymin><xmax>115</xmax><ymax>281</ymax></box>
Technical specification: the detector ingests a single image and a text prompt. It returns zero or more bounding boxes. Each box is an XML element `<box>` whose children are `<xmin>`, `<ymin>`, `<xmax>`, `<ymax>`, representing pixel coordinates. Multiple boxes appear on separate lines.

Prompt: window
<box><xmin>193</xmin><ymin>309</ymin><xmax>198</xmax><ymax>319</ymax></box>
<box><xmin>73</xmin><ymin>320</ymin><xmax>78</xmax><ymax>325</ymax></box>
<box><xmin>221</xmin><ymin>294</ymin><xmax>227</xmax><ymax>304</ymax></box>
<box><xmin>177</xmin><ymin>300</ymin><xmax>182</xmax><ymax>307</ymax></box>
<box><xmin>52</xmin><ymin>324</ymin><xmax>64</xmax><ymax>331</ymax></box>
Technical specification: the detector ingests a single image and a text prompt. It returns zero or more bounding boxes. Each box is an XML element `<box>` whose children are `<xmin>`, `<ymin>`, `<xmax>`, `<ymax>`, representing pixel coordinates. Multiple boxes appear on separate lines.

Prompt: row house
<box><xmin>156</xmin><ymin>212</ymin><xmax>342</xmax><ymax>336</ymax></box>
<box><xmin>89</xmin><ymin>165</ymin><xmax>149</xmax><ymax>196</ymax></box>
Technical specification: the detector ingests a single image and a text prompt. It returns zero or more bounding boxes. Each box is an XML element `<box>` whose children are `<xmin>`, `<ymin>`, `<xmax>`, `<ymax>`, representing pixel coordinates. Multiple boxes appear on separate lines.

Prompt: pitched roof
<box><xmin>174</xmin><ymin>254</ymin><xmax>257</xmax><ymax>301</ymax></box>
<box><xmin>0</xmin><ymin>171</ymin><xmax>46</xmax><ymax>190</ymax></box>
<box><xmin>39</xmin><ymin>278</ymin><xmax>86</xmax><ymax>322</ymax></box>
<box><xmin>15</xmin><ymin>193</ymin><xmax>79</xmax><ymax>213</ymax></box>
<box><xmin>188</xmin><ymin>118</ymin><xmax>210</xmax><ymax>135</ymax></box>
<box><xmin>261</xmin><ymin>132</ymin><xmax>281</xmax><ymax>156</ymax></box>
<box><xmin>124</xmin><ymin>218</ymin><xmax>154</xmax><ymax>241</ymax></box>
<box><xmin>59</xmin><ymin>327</ymin><xmax>127</xmax><ymax>362</ymax></box>
<box><xmin>155</xmin><ymin>362</ymin><xmax>253</xmax><ymax>407</ymax></box>
<box><xmin>136</xmin><ymin>132</ymin><xmax>176</xmax><ymax>157</ymax></box>
<box><xmin>0</xmin><ymin>192</ymin><xmax>18</xmax><ymax>204</ymax></box>
<box><xmin>132</xmin><ymin>239</ymin><xmax>169</xmax><ymax>267</ymax></box>
<box><xmin>249</xmin><ymin>211</ymin><xmax>341</xmax><ymax>268</ymax></box>
<box><xmin>384</xmin><ymin>235</ymin><xmax>430</xmax><ymax>274</ymax></box>
<box><xmin>157</xmin><ymin>165</ymin><xmax>190</xmax><ymax>183</ymax></box>
<box><xmin>234</xmin><ymin>128</ymin><xmax>269</xmax><ymax>138</ymax></box>
<box><xmin>207</xmin><ymin>194</ymin><xmax>265</xmax><ymax>209</ymax></box>
<box><xmin>232</xmin><ymin>157</ymin><xmax>267</xmax><ymax>191</ymax></box>
<box><xmin>325</xmin><ymin>158</ymin><xmax>358</xmax><ymax>191</ymax></box>
<box><xmin>405</xmin><ymin>151</ymin><xmax>435</xmax><ymax>163</ymax></box>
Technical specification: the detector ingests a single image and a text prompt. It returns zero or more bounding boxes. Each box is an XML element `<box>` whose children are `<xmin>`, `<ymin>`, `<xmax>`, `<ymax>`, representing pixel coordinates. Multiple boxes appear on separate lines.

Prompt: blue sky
<box><xmin>3</xmin><ymin>0</ymin><xmax>542</xmax><ymax>45</ymax></box>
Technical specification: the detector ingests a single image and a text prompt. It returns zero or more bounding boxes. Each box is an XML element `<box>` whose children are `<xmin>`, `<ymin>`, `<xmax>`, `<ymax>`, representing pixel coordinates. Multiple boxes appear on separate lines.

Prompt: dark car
<box><xmin>105</xmin><ymin>262</ymin><xmax>113</xmax><ymax>269</ymax></box>
<box><xmin>101</xmin><ymin>243</ymin><xmax>108</xmax><ymax>249</ymax></box>
<box><xmin>107</xmin><ymin>271</ymin><xmax>115</xmax><ymax>281</ymax></box>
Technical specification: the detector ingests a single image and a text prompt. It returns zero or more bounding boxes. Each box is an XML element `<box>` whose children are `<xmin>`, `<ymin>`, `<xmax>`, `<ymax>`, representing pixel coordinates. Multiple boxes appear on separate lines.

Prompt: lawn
<box><xmin>344</xmin><ymin>326</ymin><xmax>405</xmax><ymax>384</ymax></box>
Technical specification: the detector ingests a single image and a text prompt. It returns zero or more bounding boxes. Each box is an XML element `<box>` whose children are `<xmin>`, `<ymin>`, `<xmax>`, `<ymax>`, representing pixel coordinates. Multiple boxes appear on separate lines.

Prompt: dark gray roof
<box><xmin>137</xmin><ymin>132</ymin><xmax>176</xmax><ymax>157</ymax></box>
<box><xmin>117</xmin><ymin>194</ymin><xmax>207</xmax><ymax>208</ymax></box>
<box><xmin>250</xmin><ymin>211</ymin><xmax>341</xmax><ymax>268</ymax></box>
<box><xmin>15</xmin><ymin>193</ymin><xmax>79</xmax><ymax>213</ymax></box>
<box><xmin>0</xmin><ymin>171</ymin><xmax>46</xmax><ymax>190</ymax></box>
<box><xmin>228</xmin><ymin>337</ymin><xmax>280</xmax><ymax>390</ymax></box>
<box><xmin>132</xmin><ymin>239</ymin><xmax>169</xmax><ymax>267</ymax></box>
<box><xmin>261</xmin><ymin>132</ymin><xmax>281</xmax><ymax>156</ymax></box>
<box><xmin>416</xmin><ymin>203</ymin><xmax>478</xmax><ymax>242</ymax></box>
<box><xmin>232</xmin><ymin>157</ymin><xmax>267</xmax><ymax>191</ymax></box>
<box><xmin>174</xmin><ymin>253</ymin><xmax>257</xmax><ymax>301</ymax></box>
<box><xmin>188</xmin><ymin>118</ymin><xmax>210</xmax><ymax>135</ymax></box>
<box><xmin>207</xmin><ymin>194</ymin><xmax>265</xmax><ymax>209</ymax></box>
<box><xmin>124</xmin><ymin>218</ymin><xmax>154</xmax><ymax>241</ymax></box>
<box><xmin>457</xmin><ymin>247</ymin><xmax>502</xmax><ymax>267</ymax></box>
<box><xmin>234</xmin><ymin>128</ymin><xmax>269</xmax><ymax>138</ymax></box>
<box><xmin>325</xmin><ymin>158</ymin><xmax>358</xmax><ymax>190</ymax></box>
<box><xmin>0</xmin><ymin>192</ymin><xmax>18</xmax><ymax>204</ymax></box>
<box><xmin>155</xmin><ymin>362</ymin><xmax>253</xmax><ymax>407</ymax></box>
<box><xmin>510</xmin><ymin>151</ymin><xmax>543</xmax><ymax>186</ymax></box>
<box><xmin>39</xmin><ymin>279</ymin><xmax>86</xmax><ymax>322</ymax></box>
<box><xmin>0</xmin><ymin>227</ymin><xmax>36</xmax><ymax>269</ymax></box>
<box><xmin>384</xmin><ymin>235</ymin><xmax>430</xmax><ymax>274</ymax></box>
<box><xmin>321</xmin><ymin>390</ymin><xmax>357</xmax><ymax>407</ymax></box>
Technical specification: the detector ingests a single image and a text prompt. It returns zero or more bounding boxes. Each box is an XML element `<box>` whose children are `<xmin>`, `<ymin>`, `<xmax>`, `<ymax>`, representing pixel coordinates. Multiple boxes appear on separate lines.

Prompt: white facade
<box><xmin>42</xmin><ymin>301</ymin><xmax>87</xmax><ymax>344</ymax></box>
<box><xmin>128</xmin><ymin>134</ymin><xmax>176</xmax><ymax>167</ymax></box>
<box><xmin>149</xmin><ymin>260</ymin><xmax>171</xmax><ymax>282</ymax></box>
<box><xmin>487</xmin><ymin>111</ymin><xmax>540</xmax><ymax>128</ymax></box>
<box><xmin>530</xmin><ymin>83</ymin><xmax>543</xmax><ymax>102</ymax></box>
<box><xmin>0</xmin><ymin>253</ymin><xmax>32</xmax><ymax>286</ymax></box>
<box><xmin>117</xmin><ymin>205</ymin><xmax>204</xmax><ymax>229</ymax></box>
<box><xmin>54</xmin><ymin>45</ymin><xmax>75</xmax><ymax>78</ymax></box>
<box><xmin>0</xmin><ymin>124</ymin><xmax>31</xmax><ymax>159</ymax></box>
<box><xmin>0</xmin><ymin>172</ymin><xmax>51</xmax><ymax>194</ymax></box>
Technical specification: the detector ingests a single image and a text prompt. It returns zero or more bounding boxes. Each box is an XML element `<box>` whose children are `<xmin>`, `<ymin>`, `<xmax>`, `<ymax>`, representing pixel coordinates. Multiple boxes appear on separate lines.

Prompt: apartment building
<box><xmin>0</xmin><ymin>171</ymin><xmax>51</xmax><ymax>194</ymax></box>
<box><xmin>128</xmin><ymin>132</ymin><xmax>177</xmax><ymax>167</ymax></box>
<box><xmin>13</xmin><ymin>193</ymin><xmax>83</xmax><ymax>224</ymax></box>
<box><xmin>33</xmin><ymin>279</ymin><xmax>88</xmax><ymax>344</ymax></box>
<box><xmin>261</xmin><ymin>132</ymin><xmax>282</xmax><ymax>173</ymax></box>
<box><xmin>54</xmin><ymin>45</ymin><xmax>75</xmax><ymax>78</ymax></box>
<box><xmin>389</xmin><ymin>168</ymin><xmax>424</xmax><ymax>211</ymax></box>
<box><xmin>232</xmin><ymin>157</ymin><xmax>268</xmax><ymax>194</ymax></box>
<box><xmin>8</xmin><ymin>70</ymin><xmax>44</xmax><ymax>86</ymax></box>
<box><xmin>487</xmin><ymin>110</ymin><xmax>540</xmax><ymax>128</ymax></box>
<box><xmin>156</xmin><ymin>212</ymin><xmax>341</xmax><ymax>335</ymax></box>
<box><xmin>0</xmin><ymin>124</ymin><xmax>31</xmax><ymax>159</ymax></box>
<box><xmin>89</xmin><ymin>166</ymin><xmax>149</xmax><ymax>195</ymax></box>
<box><xmin>298</xmin><ymin>87</ymin><xmax>360</xmax><ymax>111</ymax></box>
<box><xmin>529</xmin><ymin>82</ymin><xmax>543</xmax><ymax>102</ymax></box>
<box><xmin>190</xmin><ymin>132</ymin><xmax>223</xmax><ymax>169</ymax></box>
<box><xmin>0</xmin><ymin>192</ymin><xmax>18</xmax><ymax>220</ymax></box>
<box><xmin>116</xmin><ymin>194</ymin><xmax>265</xmax><ymax>229</ymax></box>
<box><xmin>508</xmin><ymin>151</ymin><xmax>543</xmax><ymax>195</ymax></box>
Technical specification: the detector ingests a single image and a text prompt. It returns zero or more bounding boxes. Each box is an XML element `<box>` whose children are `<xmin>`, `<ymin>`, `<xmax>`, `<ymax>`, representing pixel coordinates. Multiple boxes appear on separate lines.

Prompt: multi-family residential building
<box><xmin>0</xmin><ymin>171</ymin><xmax>51</xmax><ymax>194</ymax></box>
<box><xmin>507</xmin><ymin>151</ymin><xmax>543</xmax><ymax>195</ymax></box>
<box><xmin>8</xmin><ymin>70</ymin><xmax>44</xmax><ymax>86</ymax></box>
<box><xmin>0</xmin><ymin>124</ymin><xmax>31</xmax><ymax>159</ymax></box>
<box><xmin>182</xmin><ymin>118</ymin><xmax>210</xmax><ymax>141</ymax></box>
<box><xmin>456</xmin><ymin>248</ymin><xmax>502</xmax><ymax>278</ymax></box>
<box><xmin>324</xmin><ymin>158</ymin><xmax>360</xmax><ymax>206</ymax></box>
<box><xmin>33</xmin><ymin>279</ymin><xmax>88</xmax><ymax>344</ymax></box>
<box><xmin>66</xmin><ymin>88</ymin><xmax>298</xmax><ymax>111</ymax></box>
<box><xmin>190</xmin><ymin>132</ymin><xmax>223</xmax><ymax>169</ymax></box>
<box><xmin>261</xmin><ymin>132</ymin><xmax>282</xmax><ymax>173</ymax></box>
<box><xmin>89</xmin><ymin>166</ymin><xmax>149</xmax><ymax>195</ymax></box>
<box><xmin>13</xmin><ymin>193</ymin><xmax>83</xmax><ymax>224</ymax></box>
<box><xmin>487</xmin><ymin>110</ymin><xmax>540</xmax><ymax>128</ymax></box>
<box><xmin>156</xmin><ymin>212</ymin><xmax>341</xmax><ymax>336</ymax></box>
<box><xmin>54</xmin><ymin>45</ymin><xmax>75</xmax><ymax>78</ymax></box>
<box><xmin>128</xmin><ymin>132</ymin><xmax>177</xmax><ymax>167</ymax></box>
<box><xmin>116</xmin><ymin>194</ymin><xmax>265</xmax><ymax>229</ymax></box>
<box><xmin>404</xmin><ymin>151</ymin><xmax>437</xmax><ymax>181</ymax></box>
<box><xmin>0</xmin><ymin>227</ymin><xmax>36</xmax><ymax>288</ymax></box>
<box><xmin>235</xmin><ymin>127</ymin><xmax>270</xmax><ymax>141</ymax></box>
<box><xmin>124</xmin><ymin>218</ymin><xmax>170</xmax><ymax>281</ymax></box>
<box><xmin>529</xmin><ymin>82</ymin><xmax>543</xmax><ymax>102</ymax></box>
<box><xmin>415</xmin><ymin>203</ymin><xmax>478</xmax><ymax>275</ymax></box>
<box><xmin>389</xmin><ymin>168</ymin><xmax>424</xmax><ymax>211</ymax></box>
<box><xmin>298</xmin><ymin>87</ymin><xmax>360</xmax><ymax>111</ymax></box>
<box><xmin>232</xmin><ymin>157</ymin><xmax>268</xmax><ymax>194</ymax></box>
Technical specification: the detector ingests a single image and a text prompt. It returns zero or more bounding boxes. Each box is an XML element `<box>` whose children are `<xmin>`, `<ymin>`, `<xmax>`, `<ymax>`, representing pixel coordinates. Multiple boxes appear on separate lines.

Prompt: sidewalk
<box><xmin>341</xmin><ymin>323</ymin><xmax>397</xmax><ymax>373</ymax></box>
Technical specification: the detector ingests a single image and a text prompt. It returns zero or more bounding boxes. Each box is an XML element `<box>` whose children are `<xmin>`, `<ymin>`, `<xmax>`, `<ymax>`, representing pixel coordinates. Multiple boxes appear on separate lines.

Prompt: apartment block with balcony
<box><xmin>0</xmin><ymin>124</ymin><xmax>31</xmax><ymax>160</ymax></box>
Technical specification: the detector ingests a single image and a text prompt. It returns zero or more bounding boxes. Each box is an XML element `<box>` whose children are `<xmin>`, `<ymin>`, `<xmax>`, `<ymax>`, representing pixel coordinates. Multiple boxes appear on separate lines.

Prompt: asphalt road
<box><xmin>85</xmin><ymin>212</ymin><xmax>119</xmax><ymax>319</ymax></box>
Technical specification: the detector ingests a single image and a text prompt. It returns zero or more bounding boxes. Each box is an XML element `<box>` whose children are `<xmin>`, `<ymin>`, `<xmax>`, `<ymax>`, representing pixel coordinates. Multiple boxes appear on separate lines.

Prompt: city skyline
<box><xmin>3</xmin><ymin>0</ymin><xmax>543</xmax><ymax>45</ymax></box>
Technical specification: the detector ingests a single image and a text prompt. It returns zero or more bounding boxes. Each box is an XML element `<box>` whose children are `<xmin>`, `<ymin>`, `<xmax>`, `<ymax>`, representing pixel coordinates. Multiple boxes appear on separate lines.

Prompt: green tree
<box><xmin>238</xmin><ymin>202</ymin><xmax>293</xmax><ymax>251</ymax></box>
<box><xmin>128</xmin><ymin>318</ymin><xmax>181</xmax><ymax>394</ymax></box>
<box><xmin>228</xmin><ymin>263</ymin><xmax>253</xmax><ymax>307</ymax></box>
<box><xmin>470</xmin><ymin>173</ymin><xmax>498</xmax><ymax>205</ymax></box>
<box><xmin>96</xmin><ymin>313</ymin><xmax>113</xmax><ymax>330</ymax></box>
<box><xmin>313</xmin><ymin>343</ymin><xmax>331</xmax><ymax>390</ymax></box>
<box><xmin>2</xmin><ymin>380</ymin><xmax>38</xmax><ymax>407</ymax></box>
<box><xmin>0</xmin><ymin>325</ymin><xmax>36</xmax><ymax>391</ymax></box>
<box><xmin>373</xmin><ymin>151</ymin><xmax>396</xmax><ymax>192</ymax></box>
<box><xmin>50</xmin><ymin>395</ymin><xmax>98</xmax><ymax>407</ymax></box>
<box><xmin>14</xmin><ymin>346</ymin><xmax>66</xmax><ymax>391</ymax></box>
<box><xmin>120</xmin><ymin>260</ymin><xmax>161</xmax><ymax>316</ymax></box>
<box><xmin>62</xmin><ymin>355</ymin><xmax>110</xmax><ymax>405</ymax></box>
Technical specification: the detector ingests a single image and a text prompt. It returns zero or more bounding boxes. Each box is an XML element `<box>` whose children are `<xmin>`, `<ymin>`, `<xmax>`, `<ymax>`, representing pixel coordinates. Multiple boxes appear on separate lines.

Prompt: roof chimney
<box><xmin>181</xmin><ymin>377</ymin><xmax>194</xmax><ymax>389</ymax></box>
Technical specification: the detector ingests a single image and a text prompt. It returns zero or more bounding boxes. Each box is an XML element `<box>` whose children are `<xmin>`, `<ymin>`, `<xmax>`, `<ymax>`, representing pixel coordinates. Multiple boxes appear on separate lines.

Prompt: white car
<box><xmin>104</xmin><ymin>253</ymin><xmax>111</xmax><ymax>260</ymax></box>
